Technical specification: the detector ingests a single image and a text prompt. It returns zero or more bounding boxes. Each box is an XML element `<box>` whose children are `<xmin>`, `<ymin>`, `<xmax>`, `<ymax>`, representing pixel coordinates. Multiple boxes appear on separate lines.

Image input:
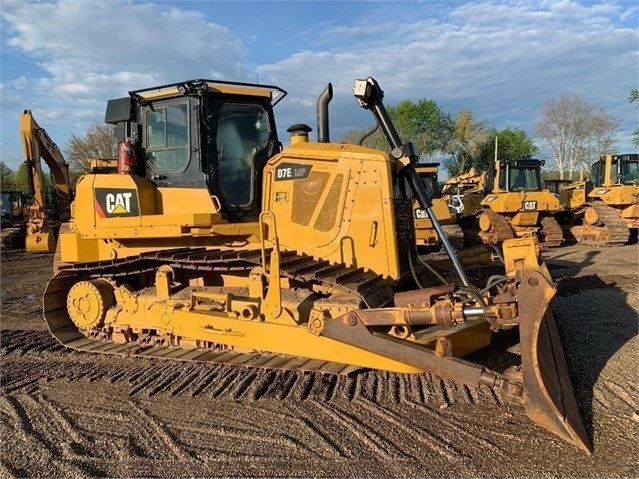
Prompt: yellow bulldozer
<box><xmin>42</xmin><ymin>77</ymin><xmax>589</xmax><ymax>452</ymax></box>
<box><xmin>412</xmin><ymin>163</ymin><xmax>464</xmax><ymax>251</ymax></box>
<box><xmin>474</xmin><ymin>159</ymin><xmax>564</xmax><ymax>247</ymax></box>
<box><xmin>569</xmin><ymin>154</ymin><xmax>638</xmax><ymax>245</ymax></box>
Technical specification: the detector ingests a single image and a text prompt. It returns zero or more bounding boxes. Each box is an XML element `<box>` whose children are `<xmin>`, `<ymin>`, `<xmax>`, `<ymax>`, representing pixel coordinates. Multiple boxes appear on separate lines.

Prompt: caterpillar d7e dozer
<box><xmin>476</xmin><ymin>159</ymin><xmax>564</xmax><ymax>248</ymax></box>
<box><xmin>43</xmin><ymin>77</ymin><xmax>589</xmax><ymax>453</ymax></box>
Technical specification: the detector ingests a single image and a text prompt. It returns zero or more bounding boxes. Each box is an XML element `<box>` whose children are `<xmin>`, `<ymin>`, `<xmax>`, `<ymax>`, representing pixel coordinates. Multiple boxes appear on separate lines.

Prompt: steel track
<box><xmin>540</xmin><ymin>216</ymin><xmax>564</xmax><ymax>248</ymax></box>
<box><xmin>44</xmin><ymin>247</ymin><xmax>396</xmax><ymax>375</ymax></box>
<box><xmin>576</xmin><ymin>202</ymin><xmax>630</xmax><ymax>246</ymax></box>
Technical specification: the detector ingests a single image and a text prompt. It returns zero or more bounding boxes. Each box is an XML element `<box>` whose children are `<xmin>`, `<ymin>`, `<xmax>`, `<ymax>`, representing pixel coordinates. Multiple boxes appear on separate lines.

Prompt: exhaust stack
<box><xmin>317</xmin><ymin>83</ymin><xmax>333</xmax><ymax>143</ymax></box>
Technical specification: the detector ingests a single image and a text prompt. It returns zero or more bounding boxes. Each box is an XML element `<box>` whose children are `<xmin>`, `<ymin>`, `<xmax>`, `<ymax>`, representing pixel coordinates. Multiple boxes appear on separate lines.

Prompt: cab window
<box><xmin>216</xmin><ymin>103</ymin><xmax>270</xmax><ymax>207</ymax></box>
<box><xmin>146</xmin><ymin>103</ymin><xmax>189</xmax><ymax>173</ymax></box>
<box><xmin>610</xmin><ymin>159</ymin><xmax>619</xmax><ymax>184</ymax></box>
<box><xmin>622</xmin><ymin>159</ymin><xmax>638</xmax><ymax>184</ymax></box>
<box><xmin>418</xmin><ymin>174</ymin><xmax>440</xmax><ymax>197</ymax></box>
<box><xmin>591</xmin><ymin>161</ymin><xmax>604</xmax><ymax>186</ymax></box>
<box><xmin>508</xmin><ymin>167</ymin><xmax>541</xmax><ymax>191</ymax></box>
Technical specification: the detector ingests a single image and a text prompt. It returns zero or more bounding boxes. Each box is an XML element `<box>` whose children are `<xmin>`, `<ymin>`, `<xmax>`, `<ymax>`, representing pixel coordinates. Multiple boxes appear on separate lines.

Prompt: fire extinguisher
<box><xmin>117</xmin><ymin>138</ymin><xmax>136</xmax><ymax>175</ymax></box>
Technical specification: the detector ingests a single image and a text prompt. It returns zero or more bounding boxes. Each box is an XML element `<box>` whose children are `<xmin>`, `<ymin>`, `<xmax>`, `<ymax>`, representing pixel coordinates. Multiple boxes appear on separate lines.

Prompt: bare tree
<box><xmin>339</xmin><ymin>125</ymin><xmax>386</xmax><ymax>150</ymax></box>
<box><xmin>581</xmin><ymin>112</ymin><xmax>622</xmax><ymax>171</ymax></box>
<box><xmin>64</xmin><ymin>123</ymin><xmax>116</xmax><ymax>182</ymax></box>
<box><xmin>630</xmin><ymin>89</ymin><xmax>639</xmax><ymax>148</ymax></box>
<box><xmin>535</xmin><ymin>94</ymin><xmax>620</xmax><ymax>180</ymax></box>
<box><xmin>443</xmin><ymin>110</ymin><xmax>489</xmax><ymax>177</ymax></box>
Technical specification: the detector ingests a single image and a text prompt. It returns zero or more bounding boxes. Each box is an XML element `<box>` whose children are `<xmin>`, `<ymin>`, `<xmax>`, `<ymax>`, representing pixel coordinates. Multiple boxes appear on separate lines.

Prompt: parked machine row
<box><xmin>429</xmin><ymin>154</ymin><xmax>638</xmax><ymax>249</ymax></box>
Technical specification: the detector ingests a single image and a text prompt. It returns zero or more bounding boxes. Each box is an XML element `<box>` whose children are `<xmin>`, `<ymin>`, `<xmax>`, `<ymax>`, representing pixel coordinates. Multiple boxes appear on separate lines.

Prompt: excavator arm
<box><xmin>20</xmin><ymin>110</ymin><xmax>73</xmax><ymax>252</ymax></box>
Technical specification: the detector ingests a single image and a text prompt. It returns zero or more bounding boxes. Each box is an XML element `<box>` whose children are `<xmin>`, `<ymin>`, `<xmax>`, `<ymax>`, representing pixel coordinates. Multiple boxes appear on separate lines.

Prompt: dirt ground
<box><xmin>1</xmin><ymin>244</ymin><xmax>637</xmax><ymax>478</ymax></box>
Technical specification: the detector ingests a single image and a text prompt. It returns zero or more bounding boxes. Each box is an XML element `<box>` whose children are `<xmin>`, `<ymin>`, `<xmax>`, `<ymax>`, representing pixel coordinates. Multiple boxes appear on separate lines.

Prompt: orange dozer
<box><xmin>42</xmin><ymin>77</ymin><xmax>590</xmax><ymax>453</ymax></box>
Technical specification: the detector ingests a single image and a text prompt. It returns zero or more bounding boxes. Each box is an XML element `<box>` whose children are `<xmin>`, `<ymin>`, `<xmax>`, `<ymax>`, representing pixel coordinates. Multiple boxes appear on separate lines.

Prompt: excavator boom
<box><xmin>20</xmin><ymin>110</ymin><xmax>73</xmax><ymax>252</ymax></box>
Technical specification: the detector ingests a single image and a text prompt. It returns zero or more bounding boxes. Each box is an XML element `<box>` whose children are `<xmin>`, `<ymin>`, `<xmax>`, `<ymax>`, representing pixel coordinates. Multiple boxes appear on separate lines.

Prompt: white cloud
<box><xmin>257</xmin><ymin>1</ymin><xmax>638</xmax><ymax>152</ymax></box>
<box><xmin>1</xmin><ymin>0</ymin><xmax>248</xmax><ymax>98</ymax></box>
<box><xmin>0</xmin><ymin>0</ymin><xmax>253</xmax><ymax>167</ymax></box>
<box><xmin>1</xmin><ymin>0</ymin><xmax>636</xmax><ymax>169</ymax></box>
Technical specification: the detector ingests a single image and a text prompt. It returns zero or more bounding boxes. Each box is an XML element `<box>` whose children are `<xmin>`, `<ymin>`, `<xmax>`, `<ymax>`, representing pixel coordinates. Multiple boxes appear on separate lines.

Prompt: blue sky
<box><xmin>1</xmin><ymin>0</ymin><xmax>637</xmax><ymax>173</ymax></box>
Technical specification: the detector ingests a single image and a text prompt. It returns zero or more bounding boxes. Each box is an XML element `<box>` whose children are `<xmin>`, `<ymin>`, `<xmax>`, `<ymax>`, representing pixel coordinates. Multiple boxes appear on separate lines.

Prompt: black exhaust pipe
<box><xmin>317</xmin><ymin>83</ymin><xmax>333</xmax><ymax>143</ymax></box>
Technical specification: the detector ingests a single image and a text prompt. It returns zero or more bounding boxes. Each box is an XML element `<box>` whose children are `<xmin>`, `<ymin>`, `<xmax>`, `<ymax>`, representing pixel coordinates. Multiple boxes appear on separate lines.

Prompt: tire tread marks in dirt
<box><xmin>129</xmin><ymin>401</ymin><xmax>195</xmax><ymax>463</ymax></box>
<box><xmin>0</xmin><ymin>394</ymin><xmax>108</xmax><ymax>477</ymax></box>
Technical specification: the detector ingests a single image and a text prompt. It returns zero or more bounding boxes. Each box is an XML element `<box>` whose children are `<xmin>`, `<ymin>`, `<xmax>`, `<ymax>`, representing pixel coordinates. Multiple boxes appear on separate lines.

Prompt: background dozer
<box><xmin>42</xmin><ymin>77</ymin><xmax>589</xmax><ymax>453</ymax></box>
<box><xmin>412</xmin><ymin>162</ymin><xmax>464</xmax><ymax>251</ymax></box>
<box><xmin>545</xmin><ymin>171</ymin><xmax>591</xmax><ymax>243</ymax></box>
<box><xmin>441</xmin><ymin>166</ymin><xmax>487</xmax><ymax>219</ymax></box>
<box><xmin>20</xmin><ymin>110</ymin><xmax>74</xmax><ymax>252</ymax></box>
<box><xmin>569</xmin><ymin>153</ymin><xmax>638</xmax><ymax>245</ymax></box>
<box><xmin>473</xmin><ymin>158</ymin><xmax>564</xmax><ymax>247</ymax></box>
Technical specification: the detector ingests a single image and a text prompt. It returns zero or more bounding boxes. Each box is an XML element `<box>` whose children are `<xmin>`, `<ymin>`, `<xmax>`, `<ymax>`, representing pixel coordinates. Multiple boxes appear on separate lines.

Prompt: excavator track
<box><xmin>44</xmin><ymin>247</ymin><xmax>395</xmax><ymax>375</ymax></box>
<box><xmin>477</xmin><ymin>209</ymin><xmax>514</xmax><ymax>245</ymax></box>
<box><xmin>539</xmin><ymin>215</ymin><xmax>564</xmax><ymax>248</ymax></box>
<box><xmin>575</xmin><ymin>201</ymin><xmax>630</xmax><ymax>246</ymax></box>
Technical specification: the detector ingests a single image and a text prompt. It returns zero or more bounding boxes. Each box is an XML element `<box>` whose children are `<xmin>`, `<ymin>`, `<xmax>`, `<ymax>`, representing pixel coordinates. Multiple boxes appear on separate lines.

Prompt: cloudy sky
<box><xmin>1</xmin><ymin>0</ymin><xmax>637</xmax><ymax>172</ymax></box>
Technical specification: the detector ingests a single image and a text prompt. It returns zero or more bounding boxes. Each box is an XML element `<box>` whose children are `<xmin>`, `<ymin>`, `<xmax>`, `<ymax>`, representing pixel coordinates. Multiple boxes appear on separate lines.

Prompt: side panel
<box><xmin>264</xmin><ymin>143</ymin><xmax>403</xmax><ymax>279</ymax></box>
<box><xmin>62</xmin><ymin>173</ymin><xmax>254</xmax><ymax>263</ymax></box>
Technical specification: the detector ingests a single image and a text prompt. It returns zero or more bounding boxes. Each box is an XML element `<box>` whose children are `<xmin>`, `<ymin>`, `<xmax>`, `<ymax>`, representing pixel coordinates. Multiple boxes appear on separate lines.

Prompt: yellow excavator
<box><xmin>412</xmin><ymin>163</ymin><xmax>464</xmax><ymax>251</ymax></box>
<box><xmin>475</xmin><ymin>159</ymin><xmax>564</xmax><ymax>247</ymax></box>
<box><xmin>42</xmin><ymin>77</ymin><xmax>589</xmax><ymax>452</ymax></box>
<box><xmin>570</xmin><ymin>154</ymin><xmax>638</xmax><ymax>245</ymax></box>
<box><xmin>20</xmin><ymin>110</ymin><xmax>73</xmax><ymax>252</ymax></box>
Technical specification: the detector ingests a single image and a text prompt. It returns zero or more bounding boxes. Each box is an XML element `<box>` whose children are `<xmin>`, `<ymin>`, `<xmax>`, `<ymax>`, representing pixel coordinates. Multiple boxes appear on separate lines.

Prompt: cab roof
<box><xmin>129</xmin><ymin>79</ymin><xmax>287</xmax><ymax>106</ymax></box>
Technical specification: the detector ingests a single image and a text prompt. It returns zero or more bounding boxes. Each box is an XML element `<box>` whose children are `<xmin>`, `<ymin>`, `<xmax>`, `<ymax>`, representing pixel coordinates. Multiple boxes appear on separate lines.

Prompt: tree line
<box><xmin>2</xmin><ymin>89</ymin><xmax>636</xmax><ymax>194</ymax></box>
<box><xmin>342</xmin><ymin>90</ymin><xmax>637</xmax><ymax>180</ymax></box>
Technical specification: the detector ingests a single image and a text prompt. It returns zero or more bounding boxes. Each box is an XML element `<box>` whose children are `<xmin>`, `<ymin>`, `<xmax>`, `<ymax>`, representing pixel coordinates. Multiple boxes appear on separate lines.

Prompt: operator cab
<box><xmin>415</xmin><ymin>163</ymin><xmax>442</xmax><ymax>198</ymax></box>
<box><xmin>105</xmin><ymin>79</ymin><xmax>286</xmax><ymax>221</ymax></box>
<box><xmin>544</xmin><ymin>179</ymin><xmax>572</xmax><ymax>197</ymax></box>
<box><xmin>497</xmin><ymin>159</ymin><xmax>544</xmax><ymax>192</ymax></box>
<box><xmin>591</xmin><ymin>153</ymin><xmax>639</xmax><ymax>186</ymax></box>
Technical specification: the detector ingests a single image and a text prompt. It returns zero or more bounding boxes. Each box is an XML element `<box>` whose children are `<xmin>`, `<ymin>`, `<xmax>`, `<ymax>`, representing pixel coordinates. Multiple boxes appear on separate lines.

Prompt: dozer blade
<box><xmin>517</xmin><ymin>269</ymin><xmax>592</xmax><ymax>454</ymax></box>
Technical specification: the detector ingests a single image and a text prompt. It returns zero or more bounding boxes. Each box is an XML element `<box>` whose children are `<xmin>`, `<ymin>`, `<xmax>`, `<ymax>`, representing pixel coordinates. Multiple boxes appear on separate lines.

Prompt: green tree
<box><xmin>65</xmin><ymin>123</ymin><xmax>116</xmax><ymax>182</ymax></box>
<box><xmin>339</xmin><ymin>98</ymin><xmax>451</xmax><ymax>158</ymax></box>
<box><xmin>476</xmin><ymin>127</ymin><xmax>538</xmax><ymax>172</ymax></box>
<box><xmin>386</xmin><ymin>99</ymin><xmax>452</xmax><ymax>157</ymax></box>
<box><xmin>442</xmin><ymin>110</ymin><xmax>489</xmax><ymax>177</ymax></box>
<box><xmin>0</xmin><ymin>162</ymin><xmax>17</xmax><ymax>191</ymax></box>
<box><xmin>630</xmin><ymin>89</ymin><xmax>639</xmax><ymax>148</ymax></box>
<box><xmin>14</xmin><ymin>162</ymin><xmax>52</xmax><ymax>194</ymax></box>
